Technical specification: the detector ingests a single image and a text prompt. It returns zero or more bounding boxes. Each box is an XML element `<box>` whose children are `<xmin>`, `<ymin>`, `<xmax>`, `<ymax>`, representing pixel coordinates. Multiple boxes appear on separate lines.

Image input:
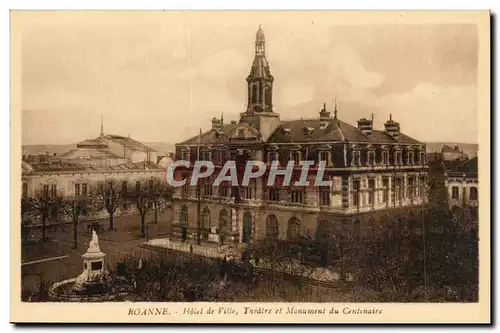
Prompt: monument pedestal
<box><xmin>73</xmin><ymin>231</ymin><xmax>107</xmax><ymax>292</ymax></box>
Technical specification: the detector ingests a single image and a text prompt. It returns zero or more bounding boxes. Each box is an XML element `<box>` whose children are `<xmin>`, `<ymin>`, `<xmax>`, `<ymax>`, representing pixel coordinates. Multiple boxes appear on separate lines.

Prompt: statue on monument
<box><xmin>89</xmin><ymin>230</ymin><xmax>100</xmax><ymax>252</ymax></box>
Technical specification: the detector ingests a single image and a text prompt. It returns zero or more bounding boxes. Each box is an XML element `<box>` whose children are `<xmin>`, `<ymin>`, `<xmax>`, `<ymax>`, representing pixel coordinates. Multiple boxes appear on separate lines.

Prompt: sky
<box><xmin>19</xmin><ymin>11</ymin><xmax>479</xmax><ymax>145</ymax></box>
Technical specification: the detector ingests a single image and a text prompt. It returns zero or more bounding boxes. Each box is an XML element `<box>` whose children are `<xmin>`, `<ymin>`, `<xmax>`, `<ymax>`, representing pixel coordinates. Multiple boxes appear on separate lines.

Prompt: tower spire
<box><xmin>255</xmin><ymin>24</ymin><xmax>266</xmax><ymax>55</ymax></box>
<box><xmin>100</xmin><ymin>113</ymin><xmax>104</xmax><ymax>136</ymax></box>
<box><xmin>334</xmin><ymin>94</ymin><xmax>338</xmax><ymax>120</ymax></box>
<box><xmin>245</xmin><ymin>25</ymin><xmax>274</xmax><ymax>114</ymax></box>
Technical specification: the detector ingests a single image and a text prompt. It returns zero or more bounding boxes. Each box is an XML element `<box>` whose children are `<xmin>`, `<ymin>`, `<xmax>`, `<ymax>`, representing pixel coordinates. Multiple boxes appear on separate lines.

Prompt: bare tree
<box><xmin>129</xmin><ymin>183</ymin><xmax>155</xmax><ymax>237</ymax></box>
<box><xmin>149</xmin><ymin>180</ymin><xmax>172</xmax><ymax>224</ymax></box>
<box><xmin>62</xmin><ymin>195</ymin><xmax>90</xmax><ymax>249</ymax></box>
<box><xmin>96</xmin><ymin>180</ymin><xmax>121</xmax><ymax>231</ymax></box>
<box><xmin>26</xmin><ymin>191</ymin><xmax>64</xmax><ymax>242</ymax></box>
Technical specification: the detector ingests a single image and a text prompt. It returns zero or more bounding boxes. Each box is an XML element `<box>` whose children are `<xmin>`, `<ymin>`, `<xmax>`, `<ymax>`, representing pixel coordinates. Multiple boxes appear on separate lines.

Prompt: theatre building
<box><xmin>170</xmin><ymin>26</ymin><xmax>429</xmax><ymax>254</ymax></box>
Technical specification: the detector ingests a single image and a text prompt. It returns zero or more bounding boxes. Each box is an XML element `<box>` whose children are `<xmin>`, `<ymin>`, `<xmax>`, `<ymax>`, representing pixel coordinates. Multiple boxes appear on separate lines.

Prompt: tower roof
<box><xmin>256</xmin><ymin>25</ymin><xmax>265</xmax><ymax>42</ymax></box>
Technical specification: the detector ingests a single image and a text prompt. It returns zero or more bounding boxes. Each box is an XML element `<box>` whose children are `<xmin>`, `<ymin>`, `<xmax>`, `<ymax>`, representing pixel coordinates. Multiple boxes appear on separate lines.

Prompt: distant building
<box><xmin>445</xmin><ymin>157</ymin><xmax>478</xmax><ymax>209</ymax></box>
<box><xmin>441</xmin><ymin>144</ymin><xmax>468</xmax><ymax>161</ymax></box>
<box><xmin>426</xmin><ymin>143</ymin><xmax>477</xmax><ymax>163</ymax></box>
<box><xmin>21</xmin><ymin>131</ymin><xmax>165</xmax><ymax>222</ymax></box>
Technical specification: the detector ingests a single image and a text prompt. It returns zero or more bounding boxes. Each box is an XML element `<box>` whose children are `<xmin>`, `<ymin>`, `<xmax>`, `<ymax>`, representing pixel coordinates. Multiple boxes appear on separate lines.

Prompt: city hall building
<box><xmin>171</xmin><ymin>27</ymin><xmax>429</xmax><ymax>252</ymax></box>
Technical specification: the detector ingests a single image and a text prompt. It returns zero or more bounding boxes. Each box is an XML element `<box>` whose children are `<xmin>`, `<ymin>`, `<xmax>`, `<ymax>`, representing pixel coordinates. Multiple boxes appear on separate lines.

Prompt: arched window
<box><xmin>287</xmin><ymin>217</ymin><xmax>301</xmax><ymax>240</ymax></box>
<box><xmin>180</xmin><ymin>205</ymin><xmax>188</xmax><ymax>223</ymax></box>
<box><xmin>219</xmin><ymin>209</ymin><xmax>229</xmax><ymax>231</ymax></box>
<box><xmin>266</xmin><ymin>215</ymin><xmax>278</xmax><ymax>238</ymax></box>
<box><xmin>201</xmin><ymin>206</ymin><xmax>211</xmax><ymax>229</ymax></box>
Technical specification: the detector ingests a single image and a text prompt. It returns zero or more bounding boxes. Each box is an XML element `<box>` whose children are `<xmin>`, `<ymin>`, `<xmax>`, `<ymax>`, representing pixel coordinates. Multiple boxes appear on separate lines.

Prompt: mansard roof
<box><xmin>177</xmin><ymin>122</ymin><xmax>261</xmax><ymax>146</ymax></box>
<box><xmin>267</xmin><ymin>118</ymin><xmax>422</xmax><ymax>145</ymax></box>
<box><xmin>23</xmin><ymin>160</ymin><xmax>163</xmax><ymax>174</ymax></box>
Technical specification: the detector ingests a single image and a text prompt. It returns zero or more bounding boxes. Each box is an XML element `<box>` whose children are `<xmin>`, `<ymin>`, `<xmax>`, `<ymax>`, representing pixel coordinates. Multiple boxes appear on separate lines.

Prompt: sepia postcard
<box><xmin>10</xmin><ymin>10</ymin><xmax>490</xmax><ymax>323</ymax></box>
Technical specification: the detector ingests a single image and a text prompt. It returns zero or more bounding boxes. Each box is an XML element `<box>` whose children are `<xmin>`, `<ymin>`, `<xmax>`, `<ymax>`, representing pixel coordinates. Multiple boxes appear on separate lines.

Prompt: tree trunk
<box><xmin>22</xmin><ymin>225</ymin><xmax>30</xmax><ymax>246</ymax></box>
<box><xmin>109</xmin><ymin>213</ymin><xmax>115</xmax><ymax>231</ymax></box>
<box><xmin>140</xmin><ymin>214</ymin><xmax>146</xmax><ymax>237</ymax></box>
<box><xmin>73</xmin><ymin>214</ymin><xmax>78</xmax><ymax>249</ymax></box>
<box><xmin>41</xmin><ymin>215</ymin><xmax>47</xmax><ymax>242</ymax></box>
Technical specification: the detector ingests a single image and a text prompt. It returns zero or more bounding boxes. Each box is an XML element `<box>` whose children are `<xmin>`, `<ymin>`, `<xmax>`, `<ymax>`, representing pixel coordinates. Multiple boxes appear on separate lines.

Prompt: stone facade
<box><xmin>170</xmin><ymin>27</ymin><xmax>429</xmax><ymax>249</ymax></box>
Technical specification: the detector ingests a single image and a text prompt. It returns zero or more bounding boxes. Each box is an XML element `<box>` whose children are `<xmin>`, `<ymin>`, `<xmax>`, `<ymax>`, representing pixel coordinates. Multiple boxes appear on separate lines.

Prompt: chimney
<box><xmin>211</xmin><ymin>116</ymin><xmax>222</xmax><ymax>130</ymax></box>
<box><xmin>230</xmin><ymin>120</ymin><xmax>237</xmax><ymax>124</ymax></box>
<box><xmin>357</xmin><ymin>114</ymin><xmax>374</xmax><ymax>138</ymax></box>
<box><xmin>319</xmin><ymin>102</ymin><xmax>331</xmax><ymax>129</ymax></box>
<box><xmin>384</xmin><ymin>114</ymin><xmax>400</xmax><ymax>140</ymax></box>
<box><xmin>454</xmin><ymin>145</ymin><xmax>459</xmax><ymax>151</ymax></box>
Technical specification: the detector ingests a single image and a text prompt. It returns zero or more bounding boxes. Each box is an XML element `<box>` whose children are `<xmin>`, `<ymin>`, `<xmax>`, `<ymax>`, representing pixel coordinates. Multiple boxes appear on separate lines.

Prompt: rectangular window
<box><xmin>352</xmin><ymin>180</ymin><xmax>360</xmax><ymax>207</ymax></box>
<box><xmin>408</xmin><ymin>177</ymin><xmax>415</xmax><ymax>199</ymax></box>
<box><xmin>291</xmin><ymin>189</ymin><xmax>304</xmax><ymax>204</ymax></box>
<box><xmin>148</xmin><ymin>179</ymin><xmax>154</xmax><ymax>189</ymax></box>
<box><xmin>319</xmin><ymin>151</ymin><xmax>328</xmax><ymax>162</ymax></box>
<box><xmin>290</xmin><ymin>151</ymin><xmax>300</xmax><ymax>165</ymax></box>
<box><xmin>268</xmin><ymin>188</ymin><xmax>280</xmax><ymax>202</ymax></box>
<box><xmin>43</xmin><ymin>185</ymin><xmax>49</xmax><ymax>198</ymax></box>
<box><xmin>203</xmin><ymin>180</ymin><xmax>212</xmax><ymax>196</ymax></box>
<box><xmin>74</xmin><ymin>183</ymin><xmax>80</xmax><ymax>196</ymax></box>
<box><xmin>122</xmin><ymin>181</ymin><xmax>128</xmax><ymax>194</ymax></box>
<box><xmin>99</xmin><ymin>183</ymin><xmax>104</xmax><ymax>193</ymax></box>
<box><xmin>368</xmin><ymin>179</ymin><xmax>375</xmax><ymax>206</ymax></box>
<box><xmin>136</xmin><ymin>181</ymin><xmax>141</xmax><ymax>192</ymax></box>
<box><xmin>219</xmin><ymin>184</ymin><xmax>228</xmax><ymax>198</ymax></box>
<box><xmin>268</xmin><ymin>152</ymin><xmax>277</xmax><ymax>163</ymax></box>
<box><xmin>383</xmin><ymin>178</ymin><xmax>389</xmax><ymax>203</ymax></box>
<box><xmin>50</xmin><ymin>185</ymin><xmax>57</xmax><ymax>198</ymax></box>
<box><xmin>22</xmin><ymin>183</ymin><xmax>28</xmax><ymax>199</ymax></box>
<box><xmin>319</xmin><ymin>187</ymin><xmax>330</xmax><ymax>206</ymax></box>
<box><xmin>241</xmin><ymin>186</ymin><xmax>252</xmax><ymax>199</ymax></box>
<box><xmin>452</xmin><ymin>186</ymin><xmax>459</xmax><ymax>199</ymax></box>
<box><xmin>419</xmin><ymin>176</ymin><xmax>426</xmax><ymax>197</ymax></box>
<box><xmin>82</xmin><ymin>183</ymin><xmax>87</xmax><ymax>196</ymax></box>
<box><xmin>395</xmin><ymin>178</ymin><xmax>402</xmax><ymax>200</ymax></box>
<box><xmin>470</xmin><ymin>187</ymin><xmax>478</xmax><ymax>200</ymax></box>
<box><xmin>220</xmin><ymin>151</ymin><xmax>227</xmax><ymax>165</ymax></box>
<box><xmin>238</xmin><ymin>129</ymin><xmax>245</xmax><ymax>138</ymax></box>
<box><xmin>182</xmin><ymin>177</ymin><xmax>190</xmax><ymax>195</ymax></box>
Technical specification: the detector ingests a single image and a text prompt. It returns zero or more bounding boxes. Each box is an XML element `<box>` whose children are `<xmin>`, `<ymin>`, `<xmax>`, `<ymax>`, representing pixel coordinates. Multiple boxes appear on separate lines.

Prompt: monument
<box><xmin>73</xmin><ymin>230</ymin><xmax>107</xmax><ymax>292</ymax></box>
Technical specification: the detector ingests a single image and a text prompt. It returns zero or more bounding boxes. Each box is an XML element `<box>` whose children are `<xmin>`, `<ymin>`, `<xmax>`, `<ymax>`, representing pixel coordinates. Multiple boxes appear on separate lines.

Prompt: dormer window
<box><xmin>201</xmin><ymin>150</ymin><xmax>211</xmax><ymax>161</ymax></box>
<box><xmin>268</xmin><ymin>151</ymin><xmax>277</xmax><ymax>163</ymax></box>
<box><xmin>368</xmin><ymin>150</ymin><xmax>376</xmax><ymax>167</ymax></box>
<box><xmin>420</xmin><ymin>151</ymin><xmax>426</xmax><ymax>165</ymax></box>
<box><xmin>238</xmin><ymin>129</ymin><xmax>245</xmax><ymax>138</ymax></box>
<box><xmin>382</xmin><ymin>150</ymin><xmax>390</xmax><ymax>165</ymax></box>
<box><xmin>408</xmin><ymin>150</ymin><xmax>414</xmax><ymax>165</ymax></box>
<box><xmin>303</xmin><ymin>126</ymin><xmax>314</xmax><ymax>136</ymax></box>
<box><xmin>290</xmin><ymin>150</ymin><xmax>301</xmax><ymax>165</ymax></box>
<box><xmin>180</xmin><ymin>148</ymin><xmax>190</xmax><ymax>161</ymax></box>
<box><xmin>396</xmin><ymin>151</ymin><xmax>403</xmax><ymax>165</ymax></box>
<box><xmin>319</xmin><ymin>151</ymin><xmax>328</xmax><ymax>162</ymax></box>
<box><xmin>219</xmin><ymin>150</ymin><xmax>227</xmax><ymax>165</ymax></box>
<box><xmin>319</xmin><ymin>122</ymin><xmax>329</xmax><ymax>130</ymax></box>
<box><xmin>317</xmin><ymin>145</ymin><xmax>333</xmax><ymax>167</ymax></box>
<box><xmin>282</xmin><ymin>128</ymin><xmax>291</xmax><ymax>135</ymax></box>
<box><xmin>351</xmin><ymin>148</ymin><xmax>362</xmax><ymax>167</ymax></box>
